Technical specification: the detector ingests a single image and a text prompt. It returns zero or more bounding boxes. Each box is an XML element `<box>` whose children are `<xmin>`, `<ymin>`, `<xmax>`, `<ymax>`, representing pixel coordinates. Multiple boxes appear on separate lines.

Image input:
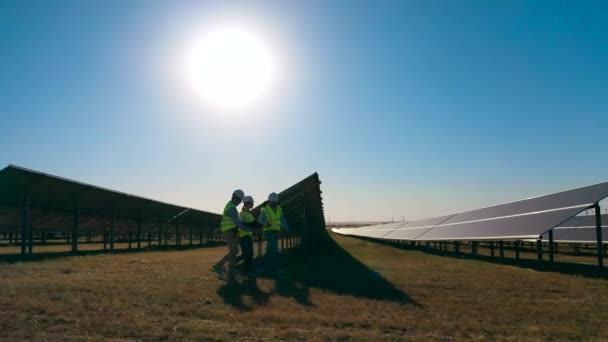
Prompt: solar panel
<box><xmin>417</xmin><ymin>206</ymin><xmax>585</xmax><ymax>241</ymax></box>
<box><xmin>383</xmin><ymin>214</ymin><xmax>455</xmax><ymax>240</ymax></box>
<box><xmin>0</xmin><ymin>165</ymin><xmax>221</xmax><ymax>236</ymax></box>
<box><xmin>541</xmin><ymin>214</ymin><xmax>608</xmax><ymax>242</ymax></box>
<box><xmin>549</xmin><ymin>227</ymin><xmax>608</xmax><ymax>243</ymax></box>
<box><xmin>335</xmin><ymin>181</ymin><xmax>608</xmax><ymax>242</ymax></box>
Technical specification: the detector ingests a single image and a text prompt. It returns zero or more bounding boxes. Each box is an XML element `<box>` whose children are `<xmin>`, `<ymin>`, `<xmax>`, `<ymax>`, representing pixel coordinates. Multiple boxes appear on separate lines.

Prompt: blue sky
<box><xmin>1</xmin><ymin>0</ymin><xmax>607</xmax><ymax>221</ymax></box>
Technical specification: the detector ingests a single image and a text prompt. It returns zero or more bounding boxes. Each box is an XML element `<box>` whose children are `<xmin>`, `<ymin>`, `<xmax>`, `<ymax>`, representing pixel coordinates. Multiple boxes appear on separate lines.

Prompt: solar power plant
<box><xmin>0</xmin><ymin>165</ymin><xmax>327</xmax><ymax>256</ymax></box>
<box><xmin>334</xmin><ymin>181</ymin><xmax>608</xmax><ymax>242</ymax></box>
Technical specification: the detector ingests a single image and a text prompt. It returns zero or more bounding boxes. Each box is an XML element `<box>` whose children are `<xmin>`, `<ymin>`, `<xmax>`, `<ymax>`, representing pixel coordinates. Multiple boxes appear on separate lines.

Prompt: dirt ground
<box><xmin>1</xmin><ymin>233</ymin><xmax>607</xmax><ymax>341</ymax></box>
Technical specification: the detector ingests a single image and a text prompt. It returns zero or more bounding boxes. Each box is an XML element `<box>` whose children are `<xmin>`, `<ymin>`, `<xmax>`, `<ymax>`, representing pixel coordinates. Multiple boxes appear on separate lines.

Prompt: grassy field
<box><xmin>1</xmin><ymin>233</ymin><xmax>608</xmax><ymax>341</ymax></box>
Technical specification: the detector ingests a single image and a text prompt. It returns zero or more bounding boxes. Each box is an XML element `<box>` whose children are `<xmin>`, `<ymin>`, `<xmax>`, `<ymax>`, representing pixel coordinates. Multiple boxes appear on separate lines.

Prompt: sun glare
<box><xmin>183</xmin><ymin>25</ymin><xmax>278</xmax><ymax>111</ymax></box>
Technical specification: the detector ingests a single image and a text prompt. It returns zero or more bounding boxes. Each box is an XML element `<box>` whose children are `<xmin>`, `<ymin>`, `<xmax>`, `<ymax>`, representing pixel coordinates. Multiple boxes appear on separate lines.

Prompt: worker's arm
<box><xmin>258</xmin><ymin>210</ymin><xmax>269</xmax><ymax>227</ymax></box>
<box><xmin>227</xmin><ymin>207</ymin><xmax>249</xmax><ymax>231</ymax></box>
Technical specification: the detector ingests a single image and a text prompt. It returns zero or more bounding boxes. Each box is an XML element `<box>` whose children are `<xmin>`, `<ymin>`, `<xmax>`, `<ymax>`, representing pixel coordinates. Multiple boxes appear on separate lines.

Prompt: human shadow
<box><xmin>218</xmin><ymin>235</ymin><xmax>420</xmax><ymax>310</ymax></box>
<box><xmin>216</xmin><ymin>275</ymin><xmax>271</xmax><ymax>311</ymax></box>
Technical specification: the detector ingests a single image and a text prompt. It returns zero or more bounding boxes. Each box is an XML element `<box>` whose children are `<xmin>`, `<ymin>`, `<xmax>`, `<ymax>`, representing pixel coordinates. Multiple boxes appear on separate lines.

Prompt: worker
<box><xmin>258</xmin><ymin>192</ymin><xmax>290</xmax><ymax>275</ymax></box>
<box><xmin>235</xmin><ymin>196</ymin><xmax>260</xmax><ymax>276</ymax></box>
<box><xmin>213</xmin><ymin>189</ymin><xmax>250</xmax><ymax>276</ymax></box>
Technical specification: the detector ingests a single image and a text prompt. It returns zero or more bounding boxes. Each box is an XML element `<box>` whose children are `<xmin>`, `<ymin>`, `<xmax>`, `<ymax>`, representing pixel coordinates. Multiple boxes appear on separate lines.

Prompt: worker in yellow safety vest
<box><xmin>258</xmin><ymin>192</ymin><xmax>290</xmax><ymax>275</ymax></box>
<box><xmin>213</xmin><ymin>189</ymin><xmax>250</xmax><ymax>276</ymax></box>
<box><xmin>235</xmin><ymin>196</ymin><xmax>260</xmax><ymax>276</ymax></box>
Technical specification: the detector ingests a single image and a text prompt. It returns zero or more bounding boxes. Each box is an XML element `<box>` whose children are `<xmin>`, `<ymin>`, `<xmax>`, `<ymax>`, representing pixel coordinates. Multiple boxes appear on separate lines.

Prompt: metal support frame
<box><xmin>548</xmin><ymin>229</ymin><xmax>554</xmax><ymax>263</ymax></box>
<box><xmin>175</xmin><ymin>218</ymin><xmax>180</xmax><ymax>248</ymax></box>
<box><xmin>595</xmin><ymin>204</ymin><xmax>604</xmax><ymax>268</ymax></box>
<box><xmin>21</xmin><ymin>193</ymin><xmax>30</xmax><ymax>255</ymax></box>
<box><xmin>158</xmin><ymin>221</ymin><xmax>162</xmax><ymax>246</ymax></box>
<box><xmin>72</xmin><ymin>202</ymin><xmax>79</xmax><ymax>253</ymax></box>
<box><xmin>515</xmin><ymin>241</ymin><xmax>520</xmax><ymax>260</ymax></box>
<box><xmin>490</xmin><ymin>241</ymin><xmax>495</xmax><ymax>257</ymax></box>
<box><xmin>110</xmin><ymin>210</ymin><xmax>115</xmax><ymax>251</ymax></box>
<box><xmin>536</xmin><ymin>239</ymin><xmax>543</xmax><ymax>262</ymax></box>
<box><xmin>137</xmin><ymin>216</ymin><xmax>142</xmax><ymax>250</ymax></box>
<box><xmin>499</xmin><ymin>241</ymin><xmax>504</xmax><ymax>259</ymax></box>
<box><xmin>103</xmin><ymin>230</ymin><xmax>108</xmax><ymax>252</ymax></box>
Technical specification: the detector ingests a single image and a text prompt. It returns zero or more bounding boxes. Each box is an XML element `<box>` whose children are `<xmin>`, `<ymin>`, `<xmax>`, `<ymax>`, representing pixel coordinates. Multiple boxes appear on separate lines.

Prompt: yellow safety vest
<box><xmin>262</xmin><ymin>205</ymin><xmax>284</xmax><ymax>232</ymax></box>
<box><xmin>220</xmin><ymin>201</ymin><xmax>238</xmax><ymax>232</ymax></box>
<box><xmin>238</xmin><ymin>210</ymin><xmax>255</xmax><ymax>238</ymax></box>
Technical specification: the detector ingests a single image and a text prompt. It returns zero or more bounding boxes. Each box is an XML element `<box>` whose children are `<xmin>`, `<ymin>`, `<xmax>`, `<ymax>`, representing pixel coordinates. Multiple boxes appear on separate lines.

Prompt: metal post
<box><xmin>110</xmin><ymin>210</ymin><xmax>115</xmax><ymax>251</ymax></box>
<box><xmin>490</xmin><ymin>241</ymin><xmax>495</xmax><ymax>257</ymax></box>
<box><xmin>454</xmin><ymin>241</ymin><xmax>460</xmax><ymax>253</ymax></box>
<box><xmin>472</xmin><ymin>241</ymin><xmax>478</xmax><ymax>256</ymax></box>
<box><xmin>515</xmin><ymin>241</ymin><xmax>520</xmax><ymax>260</ymax></box>
<box><xmin>128</xmin><ymin>232</ymin><xmax>132</xmax><ymax>249</ymax></box>
<box><xmin>72</xmin><ymin>203</ymin><xmax>79</xmax><ymax>253</ymax></box>
<box><xmin>137</xmin><ymin>216</ymin><xmax>142</xmax><ymax>250</ymax></box>
<box><xmin>103</xmin><ymin>231</ymin><xmax>107</xmax><ymax>252</ymax></box>
<box><xmin>21</xmin><ymin>194</ymin><xmax>30</xmax><ymax>255</ymax></box>
<box><xmin>536</xmin><ymin>239</ymin><xmax>543</xmax><ymax>262</ymax></box>
<box><xmin>158</xmin><ymin>221</ymin><xmax>162</xmax><ymax>246</ymax></box>
<box><xmin>548</xmin><ymin>229</ymin><xmax>554</xmax><ymax>263</ymax></box>
<box><xmin>189</xmin><ymin>228</ymin><xmax>193</xmax><ymax>245</ymax></box>
<box><xmin>595</xmin><ymin>204</ymin><xmax>604</xmax><ymax>268</ymax></box>
<box><xmin>498</xmin><ymin>241</ymin><xmax>504</xmax><ymax>259</ymax></box>
<box><xmin>175</xmin><ymin>218</ymin><xmax>180</xmax><ymax>247</ymax></box>
<box><xmin>148</xmin><ymin>232</ymin><xmax>152</xmax><ymax>246</ymax></box>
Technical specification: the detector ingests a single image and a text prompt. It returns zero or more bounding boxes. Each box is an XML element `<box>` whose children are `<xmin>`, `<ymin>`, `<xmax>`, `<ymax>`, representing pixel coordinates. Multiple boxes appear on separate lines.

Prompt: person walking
<box><xmin>236</xmin><ymin>196</ymin><xmax>259</xmax><ymax>276</ymax></box>
<box><xmin>258</xmin><ymin>192</ymin><xmax>290</xmax><ymax>275</ymax></box>
<box><xmin>213</xmin><ymin>189</ymin><xmax>250</xmax><ymax>276</ymax></box>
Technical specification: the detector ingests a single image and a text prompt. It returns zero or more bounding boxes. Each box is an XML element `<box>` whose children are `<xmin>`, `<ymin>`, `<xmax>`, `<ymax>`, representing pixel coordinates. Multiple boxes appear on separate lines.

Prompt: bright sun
<box><xmin>183</xmin><ymin>26</ymin><xmax>277</xmax><ymax>110</ymax></box>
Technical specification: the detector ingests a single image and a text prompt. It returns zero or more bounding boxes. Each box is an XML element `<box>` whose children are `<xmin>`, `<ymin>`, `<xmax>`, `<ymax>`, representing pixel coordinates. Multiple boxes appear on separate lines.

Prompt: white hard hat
<box><xmin>243</xmin><ymin>195</ymin><xmax>254</xmax><ymax>203</ymax></box>
<box><xmin>232</xmin><ymin>189</ymin><xmax>245</xmax><ymax>200</ymax></box>
<box><xmin>267</xmin><ymin>192</ymin><xmax>279</xmax><ymax>202</ymax></box>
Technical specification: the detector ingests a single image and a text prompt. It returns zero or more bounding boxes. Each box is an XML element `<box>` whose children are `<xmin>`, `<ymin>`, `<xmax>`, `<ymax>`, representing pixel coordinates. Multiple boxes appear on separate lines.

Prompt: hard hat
<box><xmin>267</xmin><ymin>192</ymin><xmax>279</xmax><ymax>202</ymax></box>
<box><xmin>232</xmin><ymin>189</ymin><xmax>245</xmax><ymax>200</ymax></box>
<box><xmin>243</xmin><ymin>195</ymin><xmax>254</xmax><ymax>203</ymax></box>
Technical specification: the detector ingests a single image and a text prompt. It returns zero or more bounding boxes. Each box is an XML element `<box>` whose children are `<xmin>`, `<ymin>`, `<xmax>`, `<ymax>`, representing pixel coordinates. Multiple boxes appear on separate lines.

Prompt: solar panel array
<box><xmin>333</xmin><ymin>181</ymin><xmax>608</xmax><ymax>242</ymax></box>
<box><xmin>543</xmin><ymin>214</ymin><xmax>608</xmax><ymax>243</ymax></box>
<box><xmin>0</xmin><ymin>165</ymin><xmax>327</xmax><ymax>256</ymax></box>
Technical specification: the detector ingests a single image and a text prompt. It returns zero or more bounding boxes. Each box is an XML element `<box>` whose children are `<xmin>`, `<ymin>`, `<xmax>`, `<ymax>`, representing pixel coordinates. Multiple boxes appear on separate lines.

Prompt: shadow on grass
<box><xmin>351</xmin><ymin>236</ymin><xmax>608</xmax><ymax>280</ymax></box>
<box><xmin>217</xmin><ymin>233</ymin><xmax>420</xmax><ymax>311</ymax></box>
<box><xmin>0</xmin><ymin>242</ymin><xmax>226</xmax><ymax>263</ymax></box>
<box><xmin>217</xmin><ymin>276</ymin><xmax>272</xmax><ymax>312</ymax></box>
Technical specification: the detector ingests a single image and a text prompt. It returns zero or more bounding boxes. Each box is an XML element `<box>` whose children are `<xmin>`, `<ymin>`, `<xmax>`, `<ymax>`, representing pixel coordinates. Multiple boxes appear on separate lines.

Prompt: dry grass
<box><xmin>1</xmin><ymin>233</ymin><xmax>608</xmax><ymax>341</ymax></box>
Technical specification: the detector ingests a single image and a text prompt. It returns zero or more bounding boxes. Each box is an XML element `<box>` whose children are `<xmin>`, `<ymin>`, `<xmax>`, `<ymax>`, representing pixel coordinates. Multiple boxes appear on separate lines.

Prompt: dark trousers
<box><xmin>238</xmin><ymin>235</ymin><xmax>254</xmax><ymax>273</ymax></box>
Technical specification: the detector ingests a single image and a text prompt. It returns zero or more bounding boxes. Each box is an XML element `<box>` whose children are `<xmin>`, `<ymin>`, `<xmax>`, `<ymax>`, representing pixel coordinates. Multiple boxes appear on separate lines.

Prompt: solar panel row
<box><xmin>0</xmin><ymin>164</ymin><xmax>327</xmax><ymax>256</ymax></box>
<box><xmin>333</xmin><ymin>181</ymin><xmax>608</xmax><ymax>242</ymax></box>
